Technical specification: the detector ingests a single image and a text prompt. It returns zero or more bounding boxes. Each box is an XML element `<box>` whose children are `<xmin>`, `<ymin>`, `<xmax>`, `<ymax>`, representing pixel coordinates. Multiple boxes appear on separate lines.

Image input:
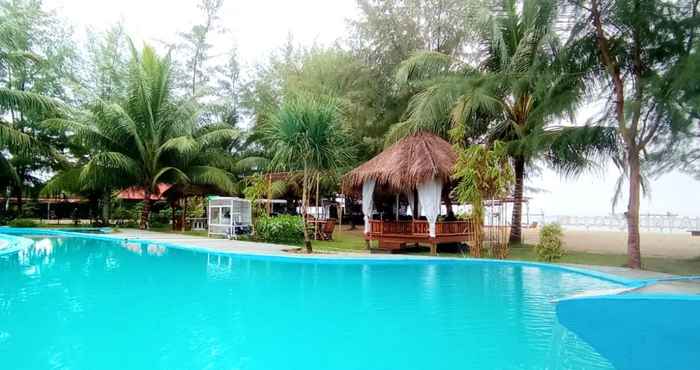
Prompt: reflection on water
<box><xmin>146</xmin><ymin>244</ymin><xmax>166</xmax><ymax>256</ymax></box>
<box><xmin>124</xmin><ymin>242</ymin><xmax>143</xmax><ymax>255</ymax></box>
<box><xmin>0</xmin><ymin>235</ymin><xmax>621</xmax><ymax>370</ymax></box>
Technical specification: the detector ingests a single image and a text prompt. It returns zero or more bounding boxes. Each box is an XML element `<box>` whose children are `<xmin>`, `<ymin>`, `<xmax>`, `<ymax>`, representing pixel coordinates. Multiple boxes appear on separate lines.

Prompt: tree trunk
<box><xmin>101</xmin><ymin>191</ymin><xmax>111</xmax><ymax>225</ymax></box>
<box><xmin>314</xmin><ymin>173</ymin><xmax>320</xmax><ymax>236</ymax></box>
<box><xmin>140</xmin><ymin>190</ymin><xmax>152</xmax><ymax>230</ymax></box>
<box><xmin>509</xmin><ymin>157</ymin><xmax>525</xmax><ymax>244</ymax></box>
<box><xmin>171</xmin><ymin>201</ymin><xmax>177</xmax><ymax>231</ymax></box>
<box><xmin>301</xmin><ymin>167</ymin><xmax>312</xmax><ymax>253</ymax></box>
<box><xmin>626</xmin><ymin>150</ymin><xmax>642</xmax><ymax>269</ymax></box>
<box><xmin>13</xmin><ymin>184</ymin><xmax>22</xmax><ymax>216</ymax></box>
<box><xmin>181</xmin><ymin>197</ymin><xmax>187</xmax><ymax>231</ymax></box>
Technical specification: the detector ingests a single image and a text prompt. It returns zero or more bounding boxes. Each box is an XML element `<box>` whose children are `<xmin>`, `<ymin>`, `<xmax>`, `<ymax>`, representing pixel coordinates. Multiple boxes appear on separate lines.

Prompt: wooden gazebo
<box><xmin>342</xmin><ymin>132</ymin><xmax>476</xmax><ymax>254</ymax></box>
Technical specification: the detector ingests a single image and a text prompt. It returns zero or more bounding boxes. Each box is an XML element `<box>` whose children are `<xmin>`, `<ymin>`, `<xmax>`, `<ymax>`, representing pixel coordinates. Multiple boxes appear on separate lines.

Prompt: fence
<box><xmin>527</xmin><ymin>213</ymin><xmax>700</xmax><ymax>232</ymax></box>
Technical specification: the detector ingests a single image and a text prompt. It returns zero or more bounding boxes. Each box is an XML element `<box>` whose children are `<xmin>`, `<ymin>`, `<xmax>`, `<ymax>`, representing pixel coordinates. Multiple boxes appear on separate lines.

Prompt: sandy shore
<box><xmin>523</xmin><ymin>228</ymin><xmax>700</xmax><ymax>259</ymax></box>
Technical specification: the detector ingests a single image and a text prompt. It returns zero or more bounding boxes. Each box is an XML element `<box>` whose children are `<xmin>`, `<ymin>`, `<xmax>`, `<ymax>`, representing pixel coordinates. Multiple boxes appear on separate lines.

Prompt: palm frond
<box><xmin>188</xmin><ymin>165</ymin><xmax>237</xmax><ymax>194</ymax></box>
<box><xmin>0</xmin><ymin>123</ymin><xmax>33</xmax><ymax>152</ymax></box>
<box><xmin>0</xmin><ymin>87</ymin><xmax>62</xmax><ymax>114</ymax></box>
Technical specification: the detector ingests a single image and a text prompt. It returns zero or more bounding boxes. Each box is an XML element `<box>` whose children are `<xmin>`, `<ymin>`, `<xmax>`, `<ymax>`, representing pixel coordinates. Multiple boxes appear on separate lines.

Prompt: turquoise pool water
<box><xmin>0</xmin><ymin>234</ymin><xmax>625</xmax><ymax>369</ymax></box>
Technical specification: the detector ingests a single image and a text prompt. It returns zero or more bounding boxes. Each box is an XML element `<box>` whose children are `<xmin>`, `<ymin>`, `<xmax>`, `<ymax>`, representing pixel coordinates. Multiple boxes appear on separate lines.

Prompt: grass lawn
<box><xmin>313</xmin><ymin>227</ymin><xmax>700</xmax><ymax>275</ymax></box>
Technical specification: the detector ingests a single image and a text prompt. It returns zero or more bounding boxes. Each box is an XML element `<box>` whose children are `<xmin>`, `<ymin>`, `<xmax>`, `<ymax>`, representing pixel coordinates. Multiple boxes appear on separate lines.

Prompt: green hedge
<box><xmin>254</xmin><ymin>215</ymin><xmax>304</xmax><ymax>244</ymax></box>
<box><xmin>7</xmin><ymin>218</ymin><xmax>39</xmax><ymax>228</ymax></box>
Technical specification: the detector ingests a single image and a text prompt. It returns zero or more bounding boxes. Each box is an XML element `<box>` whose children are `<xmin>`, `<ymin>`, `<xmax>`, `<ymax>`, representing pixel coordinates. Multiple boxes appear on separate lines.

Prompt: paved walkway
<box><xmin>106</xmin><ymin>230</ymin><xmax>680</xmax><ymax>281</ymax></box>
<box><xmin>112</xmin><ymin>229</ymin><xmax>291</xmax><ymax>255</ymax></box>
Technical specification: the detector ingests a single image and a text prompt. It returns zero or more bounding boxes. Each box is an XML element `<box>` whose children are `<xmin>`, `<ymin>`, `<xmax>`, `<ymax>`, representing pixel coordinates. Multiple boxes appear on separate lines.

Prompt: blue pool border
<box><xmin>0</xmin><ymin>227</ymin><xmax>644</xmax><ymax>287</ymax></box>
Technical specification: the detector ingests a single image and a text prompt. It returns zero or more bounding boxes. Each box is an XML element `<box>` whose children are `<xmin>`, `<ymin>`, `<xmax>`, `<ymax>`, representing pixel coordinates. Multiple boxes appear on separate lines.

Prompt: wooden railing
<box><xmin>369</xmin><ymin>219</ymin><xmax>475</xmax><ymax>236</ymax></box>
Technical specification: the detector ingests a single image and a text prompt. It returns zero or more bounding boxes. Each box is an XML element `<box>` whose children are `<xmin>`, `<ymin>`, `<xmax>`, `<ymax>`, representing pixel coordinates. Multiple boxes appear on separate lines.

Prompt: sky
<box><xmin>45</xmin><ymin>0</ymin><xmax>700</xmax><ymax>217</ymax></box>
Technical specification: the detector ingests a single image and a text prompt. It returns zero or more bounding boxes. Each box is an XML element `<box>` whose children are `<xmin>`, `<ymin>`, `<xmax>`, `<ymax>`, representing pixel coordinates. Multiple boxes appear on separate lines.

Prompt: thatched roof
<box><xmin>342</xmin><ymin>132</ymin><xmax>457</xmax><ymax>193</ymax></box>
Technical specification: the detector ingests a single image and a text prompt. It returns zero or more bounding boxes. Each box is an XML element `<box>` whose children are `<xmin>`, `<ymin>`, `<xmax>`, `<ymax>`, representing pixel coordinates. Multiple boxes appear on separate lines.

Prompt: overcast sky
<box><xmin>45</xmin><ymin>0</ymin><xmax>700</xmax><ymax>217</ymax></box>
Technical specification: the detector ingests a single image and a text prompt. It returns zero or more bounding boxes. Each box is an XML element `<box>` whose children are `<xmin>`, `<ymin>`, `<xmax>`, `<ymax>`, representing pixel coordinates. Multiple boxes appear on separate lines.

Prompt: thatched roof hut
<box><xmin>342</xmin><ymin>132</ymin><xmax>457</xmax><ymax>193</ymax></box>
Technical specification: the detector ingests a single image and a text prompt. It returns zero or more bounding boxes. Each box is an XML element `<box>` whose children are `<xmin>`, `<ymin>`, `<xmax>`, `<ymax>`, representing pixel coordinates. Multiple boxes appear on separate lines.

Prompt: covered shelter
<box><xmin>207</xmin><ymin>196</ymin><xmax>252</xmax><ymax>238</ymax></box>
<box><xmin>116</xmin><ymin>183</ymin><xmax>172</xmax><ymax>201</ymax></box>
<box><xmin>342</xmin><ymin>132</ymin><xmax>476</xmax><ymax>254</ymax></box>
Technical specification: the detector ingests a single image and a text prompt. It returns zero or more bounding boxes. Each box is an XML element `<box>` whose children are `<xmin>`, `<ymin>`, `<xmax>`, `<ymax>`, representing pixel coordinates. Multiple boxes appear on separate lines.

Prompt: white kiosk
<box><xmin>207</xmin><ymin>196</ymin><xmax>252</xmax><ymax>238</ymax></box>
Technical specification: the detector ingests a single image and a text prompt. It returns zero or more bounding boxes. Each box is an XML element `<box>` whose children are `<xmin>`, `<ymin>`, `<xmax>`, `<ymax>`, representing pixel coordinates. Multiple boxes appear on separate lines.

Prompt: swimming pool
<box><xmin>0</xmin><ymin>232</ymin><xmax>630</xmax><ymax>369</ymax></box>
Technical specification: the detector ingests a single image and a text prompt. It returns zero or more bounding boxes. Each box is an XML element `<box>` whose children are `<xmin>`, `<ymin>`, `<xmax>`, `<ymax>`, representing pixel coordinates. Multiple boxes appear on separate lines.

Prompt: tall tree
<box><xmin>567</xmin><ymin>0</ymin><xmax>699</xmax><ymax>268</ymax></box>
<box><xmin>393</xmin><ymin>0</ymin><xmax>616</xmax><ymax>244</ymax></box>
<box><xmin>266</xmin><ymin>96</ymin><xmax>354</xmax><ymax>253</ymax></box>
<box><xmin>0</xmin><ymin>0</ymin><xmax>76</xmax><ymax>213</ymax></box>
<box><xmin>347</xmin><ymin>0</ymin><xmax>478</xmax><ymax>150</ymax></box>
<box><xmin>44</xmin><ymin>44</ymin><xmax>238</xmax><ymax>228</ymax></box>
<box><xmin>210</xmin><ymin>44</ymin><xmax>241</xmax><ymax>127</ymax></box>
<box><xmin>82</xmin><ymin>22</ymin><xmax>130</xmax><ymax>101</ymax></box>
<box><xmin>178</xmin><ymin>0</ymin><xmax>224</xmax><ymax>98</ymax></box>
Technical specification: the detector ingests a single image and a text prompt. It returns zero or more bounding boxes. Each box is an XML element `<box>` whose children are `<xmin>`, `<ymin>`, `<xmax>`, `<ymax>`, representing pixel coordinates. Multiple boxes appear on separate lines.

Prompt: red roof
<box><xmin>117</xmin><ymin>184</ymin><xmax>173</xmax><ymax>200</ymax></box>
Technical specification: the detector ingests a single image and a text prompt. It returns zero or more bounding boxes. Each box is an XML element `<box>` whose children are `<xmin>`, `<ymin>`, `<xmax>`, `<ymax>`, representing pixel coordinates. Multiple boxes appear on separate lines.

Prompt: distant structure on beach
<box><xmin>527</xmin><ymin>212</ymin><xmax>700</xmax><ymax>232</ymax></box>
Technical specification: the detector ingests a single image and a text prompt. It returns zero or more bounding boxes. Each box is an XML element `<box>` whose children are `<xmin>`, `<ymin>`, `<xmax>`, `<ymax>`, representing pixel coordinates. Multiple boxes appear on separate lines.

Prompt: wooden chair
<box><xmin>319</xmin><ymin>219</ymin><xmax>337</xmax><ymax>240</ymax></box>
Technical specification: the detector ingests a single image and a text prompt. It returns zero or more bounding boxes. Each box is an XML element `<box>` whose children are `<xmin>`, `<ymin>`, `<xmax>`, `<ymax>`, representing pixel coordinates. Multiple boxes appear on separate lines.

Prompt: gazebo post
<box><xmin>395</xmin><ymin>193</ymin><xmax>399</xmax><ymax>222</ymax></box>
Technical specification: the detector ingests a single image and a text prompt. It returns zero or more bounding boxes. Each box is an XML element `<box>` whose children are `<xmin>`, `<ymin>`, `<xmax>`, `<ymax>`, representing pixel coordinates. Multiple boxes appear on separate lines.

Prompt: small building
<box><xmin>207</xmin><ymin>196</ymin><xmax>252</xmax><ymax>238</ymax></box>
<box><xmin>342</xmin><ymin>132</ymin><xmax>476</xmax><ymax>254</ymax></box>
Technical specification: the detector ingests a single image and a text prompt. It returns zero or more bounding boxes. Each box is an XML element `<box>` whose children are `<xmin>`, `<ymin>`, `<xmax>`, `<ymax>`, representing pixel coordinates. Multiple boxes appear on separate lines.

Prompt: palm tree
<box><xmin>0</xmin><ymin>87</ymin><xmax>62</xmax><ymax>209</ymax></box>
<box><xmin>392</xmin><ymin>0</ymin><xmax>616</xmax><ymax>243</ymax></box>
<box><xmin>265</xmin><ymin>96</ymin><xmax>354</xmax><ymax>253</ymax></box>
<box><xmin>43</xmin><ymin>43</ymin><xmax>238</xmax><ymax>228</ymax></box>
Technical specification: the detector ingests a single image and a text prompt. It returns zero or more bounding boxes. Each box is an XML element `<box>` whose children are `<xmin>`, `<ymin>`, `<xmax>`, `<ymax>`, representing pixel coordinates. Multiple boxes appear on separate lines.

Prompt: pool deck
<box><xmin>109</xmin><ymin>230</ymin><xmax>677</xmax><ymax>281</ymax></box>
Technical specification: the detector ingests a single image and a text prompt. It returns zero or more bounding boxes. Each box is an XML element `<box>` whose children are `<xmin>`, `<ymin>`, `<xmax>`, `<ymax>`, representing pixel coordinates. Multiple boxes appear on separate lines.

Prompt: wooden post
<box><xmin>338</xmin><ymin>202</ymin><xmax>343</xmax><ymax>236</ymax></box>
<box><xmin>430</xmin><ymin>239</ymin><xmax>437</xmax><ymax>255</ymax></box>
<box><xmin>395</xmin><ymin>193</ymin><xmax>399</xmax><ymax>221</ymax></box>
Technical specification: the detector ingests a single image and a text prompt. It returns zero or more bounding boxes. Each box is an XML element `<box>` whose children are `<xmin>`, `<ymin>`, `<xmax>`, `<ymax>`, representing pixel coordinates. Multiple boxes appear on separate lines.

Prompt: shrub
<box><xmin>7</xmin><ymin>218</ymin><xmax>39</xmax><ymax>228</ymax></box>
<box><xmin>254</xmin><ymin>215</ymin><xmax>304</xmax><ymax>244</ymax></box>
<box><xmin>535</xmin><ymin>223</ymin><xmax>565</xmax><ymax>262</ymax></box>
<box><xmin>151</xmin><ymin>206</ymin><xmax>172</xmax><ymax>225</ymax></box>
<box><xmin>150</xmin><ymin>221</ymin><xmax>168</xmax><ymax>229</ymax></box>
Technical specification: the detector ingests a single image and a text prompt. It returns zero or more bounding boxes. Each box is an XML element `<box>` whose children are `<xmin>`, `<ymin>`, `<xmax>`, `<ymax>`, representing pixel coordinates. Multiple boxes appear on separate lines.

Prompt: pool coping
<box><xmin>0</xmin><ymin>227</ymin><xmax>651</xmax><ymax>287</ymax></box>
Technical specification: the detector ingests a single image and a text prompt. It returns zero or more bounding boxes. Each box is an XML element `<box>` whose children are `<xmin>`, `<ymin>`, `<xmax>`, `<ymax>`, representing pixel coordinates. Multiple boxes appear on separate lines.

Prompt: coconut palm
<box><xmin>392</xmin><ymin>0</ymin><xmax>616</xmax><ymax>243</ymax></box>
<box><xmin>0</xmin><ymin>87</ymin><xmax>62</xmax><ymax>195</ymax></box>
<box><xmin>43</xmin><ymin>44</ymin><xmax>238</xmax><ymax>228</ymax></box>
<box><xmin>266</xmin><ymin>96</ymin><xmax>354</xmax><ymax>253</ymax></box>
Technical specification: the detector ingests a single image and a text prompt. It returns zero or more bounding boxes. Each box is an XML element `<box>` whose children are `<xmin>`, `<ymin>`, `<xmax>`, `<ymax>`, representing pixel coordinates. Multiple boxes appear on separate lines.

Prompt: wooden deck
<box><xmin>364</xmin><ymin>220</ymin><xmax>476</xmax><ymax>254</ymax></box>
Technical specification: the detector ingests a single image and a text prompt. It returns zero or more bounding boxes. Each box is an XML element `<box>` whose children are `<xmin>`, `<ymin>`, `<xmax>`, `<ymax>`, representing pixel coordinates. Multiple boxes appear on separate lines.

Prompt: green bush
<box><xmin>8</xmin><ymin>218</ymin><xmax>39</xmax><ymax>228</ymax></box>
<box><xmin>535</xmin><ymin>223</ymin><xmax>565</xmax><ymax>262</ymax></box>
<box><xmin>151</xmin><ymin>205</ymin><xmax>172</xmax><ymax>225</ymax></box>
<box><xmin>254</xmin><ymin>215</ymin><xmax>304</xmax><ymax>244</ymax></box>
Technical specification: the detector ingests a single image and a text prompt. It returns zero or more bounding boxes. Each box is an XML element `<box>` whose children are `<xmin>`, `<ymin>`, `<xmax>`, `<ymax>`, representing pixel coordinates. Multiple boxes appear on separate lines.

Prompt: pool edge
<box><xmin>0</xmin><ymin>227</ymin><xmax>642</xmax><ymax>287</ymax></box>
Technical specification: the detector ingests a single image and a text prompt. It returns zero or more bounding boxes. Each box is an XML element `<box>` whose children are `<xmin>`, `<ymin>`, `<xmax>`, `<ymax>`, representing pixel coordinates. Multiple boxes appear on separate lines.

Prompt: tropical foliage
<box><xmin>0</xmin><ymin>0</ymin><xmax>697</xmax><ymax>268</ymax></box>
<box><xmin>453</xmin><ymin>141</ymin><xmax>514</xmax><ymax>258</ymax></box>
<box><xmin>43</xmin><ymin>44</ymin><xmax>238</xmax><ymax>228</ymax></box>
<box><xmin>535</xmin><ymin>223</ymin><xmax>565</xmax><ymax>262</ymax></box>
<box><xmin>253</xmin><ymin>214</ymin><xmax>305</xmax><ymax>244</ymax></box>
<box><xmin>266</xmin><ymin>96</ymin><xmax>354</xmax><ymax>252</ymax></box>
<box><xmin>392</xmin><ymin>0</ymin><xmax>617</xmax><ymax>245</ymax></box>
<box><xmin>565</xmin><ymin>0</ymin><xmax>699</xmax><ymax>268</ymax></box>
